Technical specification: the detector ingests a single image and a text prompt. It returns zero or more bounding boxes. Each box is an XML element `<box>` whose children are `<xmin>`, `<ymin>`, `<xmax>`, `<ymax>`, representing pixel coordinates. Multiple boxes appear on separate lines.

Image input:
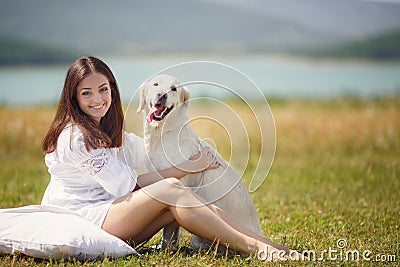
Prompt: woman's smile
<box><xmin>90</xmin><ymin>103</ymin><xmax>106</xmax><ymax>110</ymax></box>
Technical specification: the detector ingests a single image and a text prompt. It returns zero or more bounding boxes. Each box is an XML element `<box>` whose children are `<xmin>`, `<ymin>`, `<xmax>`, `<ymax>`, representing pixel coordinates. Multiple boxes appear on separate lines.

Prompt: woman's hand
<box><xmin>137</xmin><ymin>147</ymin><xmax>220</xmax><ymax>188</ymax></box>
<box><xmin>187</xmin><ymin>147</ymin><xmax>220</xmax><ymax>173</ymax></box>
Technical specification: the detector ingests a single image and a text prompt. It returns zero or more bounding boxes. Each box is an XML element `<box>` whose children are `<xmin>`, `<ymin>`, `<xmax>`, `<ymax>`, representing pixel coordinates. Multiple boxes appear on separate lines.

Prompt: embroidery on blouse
<box><xmin>80</xmin><ymin>151</ymin><xmax>109</xmax><ymax>176</ymax></box>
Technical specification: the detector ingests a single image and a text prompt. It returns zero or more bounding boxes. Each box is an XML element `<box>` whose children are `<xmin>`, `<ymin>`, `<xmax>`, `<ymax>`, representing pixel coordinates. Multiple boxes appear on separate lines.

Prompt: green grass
<box><xmin>1</xmin><ymin>98</ymin><xmax>399</xmax><ymax>266</ymax></box>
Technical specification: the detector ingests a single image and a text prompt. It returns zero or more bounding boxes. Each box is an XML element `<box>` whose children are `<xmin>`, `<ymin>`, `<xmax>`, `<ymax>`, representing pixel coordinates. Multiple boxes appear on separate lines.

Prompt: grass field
<box><xmin>0</xmin><ymin>98</ymin><xmax>399</xmax><ymax>266</ymax></box>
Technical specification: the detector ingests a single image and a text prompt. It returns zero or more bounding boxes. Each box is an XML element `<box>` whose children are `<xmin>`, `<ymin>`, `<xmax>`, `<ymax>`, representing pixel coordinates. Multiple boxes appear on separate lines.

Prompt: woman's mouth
<box><xmin>90</xmin><ymin>103</ymin><xmax>106</xmax><ymax>110</ymax></box>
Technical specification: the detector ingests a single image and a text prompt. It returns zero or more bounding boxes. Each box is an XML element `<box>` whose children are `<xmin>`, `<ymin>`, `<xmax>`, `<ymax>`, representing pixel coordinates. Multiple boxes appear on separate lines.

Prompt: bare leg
<box><xmin>102</xmin><ymin>178</ymin><xmax>289</xmax><ymax>258</ymax></box>
<box><xmin>130</xmin><ymin>210</ymin><xmax>175</xmax><ymax>246</ymax></box>
<box><xmin>206</xmin><ymin>204</ymin><xmax>289</xmax><ymax>253</ymax></box>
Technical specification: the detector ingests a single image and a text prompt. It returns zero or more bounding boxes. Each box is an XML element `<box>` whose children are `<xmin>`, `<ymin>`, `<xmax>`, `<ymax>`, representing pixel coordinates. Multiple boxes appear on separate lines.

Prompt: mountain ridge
<box><xmin>0</xmin><ymin>0</ymin><xmax>399</xmax><ymax>56</ymax></box>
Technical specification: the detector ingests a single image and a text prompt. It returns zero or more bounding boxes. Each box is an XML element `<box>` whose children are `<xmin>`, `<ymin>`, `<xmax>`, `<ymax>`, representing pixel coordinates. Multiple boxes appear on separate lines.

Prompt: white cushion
<box><xmin>0</xmin><ymin>205</ymin><xmax>137</xmax><ymax>260</ymax></box>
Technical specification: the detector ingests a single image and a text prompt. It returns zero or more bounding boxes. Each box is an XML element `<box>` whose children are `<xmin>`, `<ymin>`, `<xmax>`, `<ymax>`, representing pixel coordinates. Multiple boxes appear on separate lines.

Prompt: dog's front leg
<box><xmin>162</xmin><ymin>221</ymin><xmax>180</xmax><ymax>251</ymax></box>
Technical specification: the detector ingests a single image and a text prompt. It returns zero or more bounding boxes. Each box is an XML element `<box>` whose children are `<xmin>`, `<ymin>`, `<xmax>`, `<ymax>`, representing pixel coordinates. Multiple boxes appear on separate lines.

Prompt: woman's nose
<box><xmin>93</xmin><ymin>92</ymin><xmax>102</xmax><ymax>102</ymax></box>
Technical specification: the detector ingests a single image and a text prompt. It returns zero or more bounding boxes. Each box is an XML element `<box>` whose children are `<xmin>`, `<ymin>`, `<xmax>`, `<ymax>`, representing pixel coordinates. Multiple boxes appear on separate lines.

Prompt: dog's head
<box><xmin>137</xmin><ymin>74</ymin><xmax>190</xmax><ymax>126</ymax></box>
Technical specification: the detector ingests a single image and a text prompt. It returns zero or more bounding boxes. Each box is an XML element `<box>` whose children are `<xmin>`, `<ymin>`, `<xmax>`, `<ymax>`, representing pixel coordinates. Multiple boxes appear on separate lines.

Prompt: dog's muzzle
<box><xmin>147</xmin><ymin>93</ymin><xmax>173</xmax><ymax>122</ymax></box>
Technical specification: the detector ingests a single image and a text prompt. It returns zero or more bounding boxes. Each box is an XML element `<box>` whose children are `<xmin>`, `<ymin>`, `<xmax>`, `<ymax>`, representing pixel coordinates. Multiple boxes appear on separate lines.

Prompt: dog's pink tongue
<box><xmin>147</xmin><ymin>113</ymin><xmax>154</xmax><ymax>123</ymax></box>
<box><xmin>147</xmin><ymin>106</ymin><xmax>157</xmax><ymax>123</ymax></box>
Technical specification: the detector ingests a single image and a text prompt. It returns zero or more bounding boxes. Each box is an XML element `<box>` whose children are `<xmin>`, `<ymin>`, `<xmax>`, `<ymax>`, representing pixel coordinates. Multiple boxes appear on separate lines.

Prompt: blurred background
<box><xmin>0</xmin><ymin>0</ymin><xmax>400</xmax><ymax>106</ymax></box>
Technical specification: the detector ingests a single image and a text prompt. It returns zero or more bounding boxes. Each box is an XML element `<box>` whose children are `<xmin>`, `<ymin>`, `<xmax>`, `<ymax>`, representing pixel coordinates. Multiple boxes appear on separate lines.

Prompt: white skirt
<box><xmin>74</xmin><ymin>198</ymin><xmax>116</xmax><ymax>227</ymax></box>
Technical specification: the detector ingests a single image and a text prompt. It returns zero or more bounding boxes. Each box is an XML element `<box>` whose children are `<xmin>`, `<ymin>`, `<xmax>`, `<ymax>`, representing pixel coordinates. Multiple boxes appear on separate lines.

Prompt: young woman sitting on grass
<box><xmin>41</xmin><ymin>56</ymin><xmax>293</xmax><ymax>261</ymax></box>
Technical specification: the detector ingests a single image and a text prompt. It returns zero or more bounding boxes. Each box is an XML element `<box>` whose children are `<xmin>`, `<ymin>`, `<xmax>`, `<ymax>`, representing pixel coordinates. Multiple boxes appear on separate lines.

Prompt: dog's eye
<box><xmin>170</xmin><ymin>86</ymin><xmax>177</xmax><ymax>92</ymax></box>
<box><xmin>153</xmin><ymin>83</ymin><xmax>158</xmax><ymax>86</ymax></box>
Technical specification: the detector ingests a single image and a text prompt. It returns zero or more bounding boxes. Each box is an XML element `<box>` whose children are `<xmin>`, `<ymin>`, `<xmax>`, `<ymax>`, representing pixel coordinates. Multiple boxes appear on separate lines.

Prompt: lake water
<box><xmin>0</xmin><ymin>55</ymin><xmax>399</xmax><ymax>106</ymax></box>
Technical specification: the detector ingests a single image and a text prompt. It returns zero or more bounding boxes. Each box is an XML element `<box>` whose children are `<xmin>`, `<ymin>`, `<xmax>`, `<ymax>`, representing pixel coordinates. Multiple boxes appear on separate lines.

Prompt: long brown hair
<box><xmin>42</xmin><ymin>56</ymin><xmax>124</xmax><ymax>153</ymax></box>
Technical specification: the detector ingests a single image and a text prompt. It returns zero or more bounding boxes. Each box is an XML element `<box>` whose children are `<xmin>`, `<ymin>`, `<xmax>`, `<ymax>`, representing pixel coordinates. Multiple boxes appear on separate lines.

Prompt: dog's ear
<box><xmin>181</xmin><ymin>87</ymin><xmax>190</xmax><ymax>104</ymax></box>
<box><xmin>136</xmin><ymin>82</ymin><xmax>147</xmax><ymax>113</ymax></box>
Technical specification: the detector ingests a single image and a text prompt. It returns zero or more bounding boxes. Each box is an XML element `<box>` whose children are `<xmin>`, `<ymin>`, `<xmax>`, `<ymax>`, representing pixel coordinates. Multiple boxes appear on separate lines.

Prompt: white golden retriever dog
<box><xmin>137</xmin><ymin>74</ymin><xmax>262</xmax><ymax>251</ymax></box>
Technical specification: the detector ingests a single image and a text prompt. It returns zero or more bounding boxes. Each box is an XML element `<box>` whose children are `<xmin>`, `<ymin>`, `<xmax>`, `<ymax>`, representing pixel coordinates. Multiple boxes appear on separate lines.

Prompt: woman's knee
<box><xmin>163</xmin><ymin>178</ymin><xmax>192</xmax><ymax>198</ymax></box>
<box><xmin>165</xmin><ymin>177</ymin><xmax>184</xmax><ymax>187</ymax></box>
<box><xmin>143</xmin><ymin>178</ymin><xmax>191</xmax><ymax>204</ymax></box>
<box><xmin>149</xmin><ymin>178</ymin><xmax>205</xmax><ymax>208</ymax></box>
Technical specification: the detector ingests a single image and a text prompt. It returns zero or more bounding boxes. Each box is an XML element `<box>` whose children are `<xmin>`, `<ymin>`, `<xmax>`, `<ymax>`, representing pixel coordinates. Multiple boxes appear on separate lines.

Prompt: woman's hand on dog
<box><xmin>188</xmin><ymin>147</ymin><xmax>220</xmax><ymax>172</ymax></box>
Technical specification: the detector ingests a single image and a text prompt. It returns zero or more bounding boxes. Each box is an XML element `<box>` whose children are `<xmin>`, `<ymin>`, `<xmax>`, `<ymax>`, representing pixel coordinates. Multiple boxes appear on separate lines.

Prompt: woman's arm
<box><xmin>136</xmin><ymin>147</ymin><xmax>219</xmax><ymax>189</ymax></box>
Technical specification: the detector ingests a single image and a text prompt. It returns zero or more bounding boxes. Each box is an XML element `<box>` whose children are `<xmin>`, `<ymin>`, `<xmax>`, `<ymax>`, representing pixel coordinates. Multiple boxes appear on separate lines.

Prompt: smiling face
<box><xmin>76</xmin><ymin>72</ymin><xmax>112</xmax><ymax>124</ymax></box>
<box><xmin>138</xmin><ymin>74</ymin><xmax>189</xmax><ymax>125</ymax></box>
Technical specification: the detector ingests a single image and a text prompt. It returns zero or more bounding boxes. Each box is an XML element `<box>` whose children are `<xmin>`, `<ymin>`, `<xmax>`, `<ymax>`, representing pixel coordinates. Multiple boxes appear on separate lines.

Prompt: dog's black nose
<box><xmin>157</xmin><ymin>92</ymin><xmax>167</xmax><ymax>99</ymax></box>
<box><xmin>156</xmin><ymin>92</ymin><xmax>167</xmax><ymax>105</ymax></box>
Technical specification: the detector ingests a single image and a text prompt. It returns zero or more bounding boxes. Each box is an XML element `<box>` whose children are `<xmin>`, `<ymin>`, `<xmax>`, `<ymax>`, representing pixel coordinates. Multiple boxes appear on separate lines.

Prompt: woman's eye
<box><xmin>82</xmin><ymin>91</ymin><xmax>91</xmax><ymax>96</ymax></box>
<box><xmin>100</xmin><ymin>87</ymin><xmax>109</xmax><ymax>93</ymax></box>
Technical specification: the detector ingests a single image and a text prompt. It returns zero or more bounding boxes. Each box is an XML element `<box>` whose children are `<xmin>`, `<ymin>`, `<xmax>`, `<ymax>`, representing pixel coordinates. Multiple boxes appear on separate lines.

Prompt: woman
<box><xmin>41</xmin><ymin>56</ymin><xmax>292</xmax><ymax>261</ymax></box>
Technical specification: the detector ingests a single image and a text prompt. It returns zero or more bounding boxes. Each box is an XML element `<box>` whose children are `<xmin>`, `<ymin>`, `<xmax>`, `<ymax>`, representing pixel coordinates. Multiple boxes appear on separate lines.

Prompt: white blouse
<box><xmin>41</xmin><ymin>125</ymin><xmax>147</xmax><ymax>227</ymax></box>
